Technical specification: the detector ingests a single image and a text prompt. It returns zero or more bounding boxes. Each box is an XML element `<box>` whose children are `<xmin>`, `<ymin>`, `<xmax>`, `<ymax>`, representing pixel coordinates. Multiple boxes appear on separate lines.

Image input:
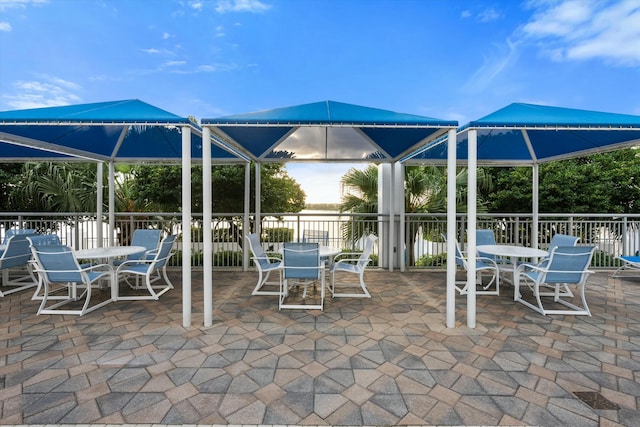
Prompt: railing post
<box><xmin>622</xmin><ymin>216</ymin><xmax>628</xmax><ymax>256</ymax></box>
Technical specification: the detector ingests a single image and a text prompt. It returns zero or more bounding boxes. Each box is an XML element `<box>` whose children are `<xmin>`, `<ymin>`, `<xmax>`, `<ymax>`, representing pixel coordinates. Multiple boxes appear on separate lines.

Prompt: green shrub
<box><xmin>415</xmin><ymin>252</ymin><xmax>447</xmax><ymax>267</ymax></box>
<box><xmin>264</xmin><ymin>227</ymin><xmax>293</xmax><ymax>242</ymax></box>
<box><xmin>213</xmin><ymin>250</ymin><xmax>243</xmax><ymax>266</ymax></box>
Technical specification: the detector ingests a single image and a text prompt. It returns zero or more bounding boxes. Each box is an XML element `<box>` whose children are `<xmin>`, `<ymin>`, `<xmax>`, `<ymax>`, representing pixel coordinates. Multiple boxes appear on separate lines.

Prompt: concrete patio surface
<box><xmin>1</xmin><ymin>268</ymin><xmax>639</xmax><ymax>426</ymax></box>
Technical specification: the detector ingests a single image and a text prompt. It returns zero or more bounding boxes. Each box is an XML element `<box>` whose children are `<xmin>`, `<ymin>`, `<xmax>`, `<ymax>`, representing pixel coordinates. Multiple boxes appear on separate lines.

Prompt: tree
<box><xmin>131</xmin><ymin>163</ymin><xmax>305</xmax><ymax>214</ymax></box>
<box><xmin>486</xmin><ymin>149</ymin><xmax>640</xmax><ymax>213</ymax></box>
<box><xmin>10</xmin><ymin>162</ymin><xmax>99</xmax><ymax>212</ymax></box>
<box><xmin>0</xmin><ymin>164</ymin><xmax>23</xmax><ymax>211</ymax></box>
<box><xmin>339</xmin><ymin>164</ymin><xmax>491</xmax><ymax>262</ymax></box>
<box><xmin>132</xmin><ymin>162</ymin><xmax>306</xmax><ymax>246</ymax></box>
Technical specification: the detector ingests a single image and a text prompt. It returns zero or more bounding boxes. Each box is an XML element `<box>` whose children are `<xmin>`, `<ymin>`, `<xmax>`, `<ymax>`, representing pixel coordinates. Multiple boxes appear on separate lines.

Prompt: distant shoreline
<box><xmin>305</xmin><ymin>203</ymin><xmax>340</xmax><ymax>211</ymax></box>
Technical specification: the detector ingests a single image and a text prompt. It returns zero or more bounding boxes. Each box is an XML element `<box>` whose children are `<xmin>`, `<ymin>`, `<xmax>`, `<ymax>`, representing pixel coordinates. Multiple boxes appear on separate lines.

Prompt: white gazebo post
<box><xmin>466</xmin><ymin>129</ymin><xmax>477</xmax><ymax>328</ymax></box>
<box><xmin>446</xmin><ymin>128</ymin><xmax>457</xmax><ymax>328</ymax></box>
<box><xmin>255</xmin><ymin>163</ymin><xmax>261</xmax><ymax>237</ymax></box>
<box><xmin>397</xmin><ymin>162</ymin><xmax>406</xmax><ymax>272</ymax></box>
<box><xmin>243</xmin><ymin>162</ymin><xmax>250</xmax><ymax>271</ymax></box>
<box><xmin>532</xmin><ymin>163</ymin><xmax>539</xmax><ymax>248</ymax></box>
<box><xmin>182</xmin><ymin>126</ymin><xmax>192</xmax><ymax>327</ymax></box>
<box><xmin>388</xmin><ymin>164</ymin><xmax>395</xmax><ymax>271</ymax></box>
<box><xmin>202</xmin><ymin>127</ymin><xmax>213</xmax><ymax>327</ymax></box>
<box><xmin>108</xmin><ymin>161</ymin><xmax>115</xmax><ymax>247</ymax></box>
<box><xmin>96</xmin><ymin>162</ymin><xmax>103</xmax><ymax>248</ymax></box>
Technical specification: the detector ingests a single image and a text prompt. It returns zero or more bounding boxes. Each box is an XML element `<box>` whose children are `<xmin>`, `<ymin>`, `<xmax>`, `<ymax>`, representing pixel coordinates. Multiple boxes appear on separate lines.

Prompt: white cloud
<box><xmin>522</xmin><ymin>0</ymin><xmax>640</xmax><ymax>66</ymax></box>
<box><xmin>215</xmin><ymin>0</ymin><xmax>271</xmax><ymax>14</ymax></box>
<box><xmin>215</xmin><ymin>25</ymin><xmax>225</xmax><ymax>37</ymax></box>
<box><xmin>163</xmin><ymin>60</ymin><xmax>186</xmax><ymax>67</ymax></box>
<box><xmin>478</xmin><ymin>8</ymin><xmax>501</xmax><ymax>22</ymax></box>
<box><xmin>460</xmin><ymin>10</ymin><xmax>471</xmax><ymax>19</ymax></box>
<box><xmin>463</xmin><ymin>38</ymin><xmax>520</xmax><ymax>92</ymax></box>
<box><xmin>0</xmin><ymin>21</ymin><xmax>11</xmax><ymax>31</ymax></box>
<box><xmin>141</xmin><ymin>48</ymin><xmax>161</xmax><ymax>54</ymax></box>
<box><xmin>196</xmin><ymin>63</ymin><xmax>238</xmax><ymax>72</ymax></box>
<box><xmin>2</xmin><ymin>76</ymin><xmax>81</xmax><ymax>109</ymax></box>
<box><xmin>0</xmin><ymin>0</ymin><xmax>48</xmax><ymax>12</ymax></box>
<box><xmin>162</xmin><ymin>32</ymin><xmax>172</xmax><ymax>39</ymax></box>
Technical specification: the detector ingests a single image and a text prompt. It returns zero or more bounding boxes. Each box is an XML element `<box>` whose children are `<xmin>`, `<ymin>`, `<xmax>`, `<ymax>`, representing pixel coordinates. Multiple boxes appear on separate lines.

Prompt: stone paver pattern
<box><xmin>1</xmin><ymin>268</ymin><xmax>639</xmax><ymax>426</ymax></box>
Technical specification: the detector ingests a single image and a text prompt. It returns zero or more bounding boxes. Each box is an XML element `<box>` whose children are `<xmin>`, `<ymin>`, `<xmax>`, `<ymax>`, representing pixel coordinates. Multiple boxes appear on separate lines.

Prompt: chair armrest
<box><xmin>143</xmin><ymin>249</ymin><xmax>158</xmax><ymax>259</ymax></box>
<box><xmin>115</xmin><ymin>259</ymin><xmax>155</xmax><ymax>272</ymax></box>
<box><xmin>251</xmin><ymin>255</ymin><xmax>282</xmax><ymax>263</ymax></box>
<box><xmin>516</xmin><ymin>262</ymin><xmax>545</xmax><ymax>274</ymax></box>
<box><xmin>332</xmin><ymin>252</ymin><xmax>360</xmax><ymax>261</ymax></box>
<box><xmin>477</xmin><ymin>256</ymin><xmax>499</xmax><ymax>266</ymax></box>
<box><xmin>82</xmin><ymin>263</ymin><xmax>113</xmax><ymax>273</ymax></box>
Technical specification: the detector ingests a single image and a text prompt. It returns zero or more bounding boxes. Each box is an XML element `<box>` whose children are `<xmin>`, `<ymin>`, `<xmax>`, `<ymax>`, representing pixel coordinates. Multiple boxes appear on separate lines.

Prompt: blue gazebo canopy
<box><xmin>202</xmin><ymin>100</ymin><xmax>458</xmax><ymax>162</ymax></box>
<box><xmin>0</xmin><ymin>99</ymin><xmax>244</xmax><ymax>162</ymax></box>
<box><xmin>404</xmin><ymin>103</ymin><xmax>640</xmax><ymax>165</ymax></box>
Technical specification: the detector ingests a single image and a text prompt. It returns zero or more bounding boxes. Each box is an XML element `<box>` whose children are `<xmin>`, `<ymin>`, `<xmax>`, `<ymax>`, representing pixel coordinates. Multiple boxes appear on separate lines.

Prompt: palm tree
<box><xmin>11</xmin><ymin>162</ymin><xmax>99</xmax><ymax>212</ymax></box>
<box><xmin>339</xmin><ymin>164</ymin><xmax>492</xmax><ymax>263</ymax></box>
<box><xmin>338</xmin><ymin>165</ymin><xmax>379</xmax><ymax>247</ymax></box>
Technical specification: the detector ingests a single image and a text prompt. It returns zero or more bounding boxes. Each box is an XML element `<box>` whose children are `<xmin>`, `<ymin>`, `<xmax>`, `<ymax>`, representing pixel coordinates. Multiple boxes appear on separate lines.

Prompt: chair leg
<box><xmin>330</xmin><ymin>270</ymin><xmax>371</xmax><ymax>298</ymax></box>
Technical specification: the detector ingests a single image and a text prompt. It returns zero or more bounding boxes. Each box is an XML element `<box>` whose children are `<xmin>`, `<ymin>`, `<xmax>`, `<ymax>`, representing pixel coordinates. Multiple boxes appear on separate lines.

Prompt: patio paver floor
<box><xmin>1</xmin><ymin>269</ymin><xmax>639</xmax><ymax>426</ymax></box>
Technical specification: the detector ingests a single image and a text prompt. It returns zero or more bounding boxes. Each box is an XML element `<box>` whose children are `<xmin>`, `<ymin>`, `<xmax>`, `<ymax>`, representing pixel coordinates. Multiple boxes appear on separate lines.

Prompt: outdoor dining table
<box><xmin>278</xmin><ymin>245</ymin><xmax>341</xmax><ymax>261</ymax></box>
<box><xmin>476</xmin><ymin>244</ymin><xmax>548</xmax><ymax>293</ymax></box>
<box><xmin>75</xmin><ymin>245</ymin><xmax>147</xmax><ymax>300</ymax></box>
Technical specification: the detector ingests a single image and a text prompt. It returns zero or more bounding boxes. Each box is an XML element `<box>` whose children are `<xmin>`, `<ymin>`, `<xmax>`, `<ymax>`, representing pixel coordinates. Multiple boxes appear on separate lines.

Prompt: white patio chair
<box><xmin>514</xmin><ymin>245</ymin><xmax>596</xmax><ymax>316</ymax></box>
<box><xmin>476</xmin><ymin>229</ymin><xmax>511</xmax><ymax>270</ymax></box>
<box><xmin>329</xmin><ymin>234</ymin><xmax>377</xmax><ymax>298</ymax></box>
<box><xmin>246</xmin><ymin>233</ymin><xmax>282</xmax><ymax>296</ymax></box>
<box><xmin>115</xmin><ymin>234</ymin><xmax>177</xmax><ymax>300</ymax></box>
<box><xmin>522</xmin><ymin>233</ymin><xmax>580</xmax><ymax>297</ymax></box>
<box><xmin>449</xmin><ymin>236</ymin><xmax>500</xmax><ymax>296</ymax></box>
<box><xmin>0</xmin><ymin>233</ymin><xmax>38</xmax><ymax>297</ymax></box>
<box><xmin>27</xmin><ymin>234</ymin><xmax>63</xmax><ymax>301</ymax></box>
<box><xmin>302</xmin><ymin>229</ymin><xmax>329</xmax><ymax>245</ymax></box>
<box><xmin>114</xmin><ymin>229</ymin><xmax>162</xmax><ymax>266</ymax></box>
<box><xmin>280</xmin><ymin>242</ymin><xmax>325</xmax><ymax>310</ymax></box>
<box><xmin>2</xmin><ymin>228</ymin><xmax>37</xmax><ymax>245</ymax></box>
<box><xmin>29</xmin><ymin>244</ymin><xmax>113</xmax><ymax>316</ymax></box>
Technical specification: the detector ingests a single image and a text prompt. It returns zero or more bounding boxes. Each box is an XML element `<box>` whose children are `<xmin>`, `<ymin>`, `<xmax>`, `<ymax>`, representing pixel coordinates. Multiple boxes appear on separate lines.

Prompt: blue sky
<box><xmin>1</xmin><ymin>0</ymin><xmax>639</xmax><ymax>203</ymax></box>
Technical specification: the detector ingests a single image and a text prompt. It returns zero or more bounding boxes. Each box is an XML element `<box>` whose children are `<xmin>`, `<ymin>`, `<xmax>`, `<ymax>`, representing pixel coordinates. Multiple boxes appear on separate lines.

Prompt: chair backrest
<box><xmin>150</xmin><ymin>234</ymin><xmax>178</xmax><ymax>269</ymax></box>
<box><xmin>302</xmin><ymin>229</ymin><xmax>329</xmax><ymax>245</ymax></box>
<box><xmin>129</xmin><ymin>229</ymin><xmax>162</xmax><ymax>260</ymax></box>
<box><xmin>476</xmin><ymin>229</ymin><xmax>498</xmax><ymax>260</ymax></box>
<box><xmin>442</xmin><ymin>233</ymin><xmax>467</xmax><ymax>269</ymax></box>
<box><xmin>246</xmin><ymin>233</ymin><xmax>271</xmax><ymax>269</ymax></box>
<box><xmin>283</xmin><ymin>242</ymin><xmax>320</xmax><ymax>280</ymax></box>
<box><xmin>357</xmin><ymin>234</ymin><xmax>378</xmax><ymax>270</ymax></box>
<box><xmin>476</xmin><ymin>229</ymin><xmax>497</xmax><ymax>246</ymax></box>
<box><xmin>548</xmin><ymin>234</ymin><xmax>579</xmax><ymax>252</ymax></box>
<box><xmin>30</xmin><ymin>245</ymin><xmax>84</xmax><ymax>283</ymax></box>
<box><xmin>3</xmin><ymin>228</ymin><xmax>37</xmax><ymax>245</ymax></box>
<box><xmin>0</xmin><ymin>234</ymin><xmax>36</xmax><ymax>269</ymax></box>
<box><xmin>453</xmin><ymin>239</ymin><xmax>467</xmax><ymax>269</ymax></box>
<box><xmin>27</xmin><ymin>234</ymin><xmax>61</xmax><ymax>246</ymax></box>
<box><xmin>543</xmin><ymin>245</ymin><xmax>595</xmax><ymax>284</ymax></box>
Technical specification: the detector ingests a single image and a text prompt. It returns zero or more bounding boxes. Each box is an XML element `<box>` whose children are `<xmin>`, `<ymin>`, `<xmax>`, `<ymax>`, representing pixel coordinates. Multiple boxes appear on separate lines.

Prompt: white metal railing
<box><xmin>1</xmin><ymin>211</ymin><xmax>637</xmax><ymax>270</ymax></box>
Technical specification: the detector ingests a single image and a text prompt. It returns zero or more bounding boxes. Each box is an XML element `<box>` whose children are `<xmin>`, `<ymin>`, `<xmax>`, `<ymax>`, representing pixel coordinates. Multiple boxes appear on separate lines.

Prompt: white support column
<box><xmin>243</xmin><ymin>162</ymin><xmax>250</xmax><ymax>271</ymax></box>
<box><xmin>109</xmin><ymin>161</ymin><xmax>115</xmax><ymax>247</ymax></box>
<box><xmin>96</xmin><ymin>162</ymin><xmax>103</xmax><ymax>248</ymax></box>
<box><xmin>255</xmin><ymin>163</ymin><xmax>261</xmax><ymax>236</ymax></box>
<box><xmin>397</xmin><ymin>162</ymin><xmax>406</xmax><ymax>272</ymax></box>
<box><xmin>446</xmin><ymin>128</ymin><xmax>457</xmax><ymax>328</ymax></box>
<box><xmin>202</xmin><ymin>127</ymin><xmax>213</xmax><ymax>327</ymax></box>
<box><xmin>388</xmin><ymin>163</ymin><xmax>395</xmax><ymax>271</ymax></box>
<box><xmin>532</xmin><ymin>164</ymin><xmax>539</xmax><ymax>249</ymax></box>
<box><xmin>182</xmin><ymin>126</ymin><xmax>192</xmax><ymax>327</ymax></box>
<box><xmin>467</xmin><ymin>129</ymin><xmax>477</xmax><ymax>328</ymax></box>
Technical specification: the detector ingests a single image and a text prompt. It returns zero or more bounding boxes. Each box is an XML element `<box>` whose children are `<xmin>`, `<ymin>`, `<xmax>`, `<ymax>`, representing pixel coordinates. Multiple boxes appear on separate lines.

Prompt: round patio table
<box><xmin>75</xmin><ymin>245</ymin><xmax>147</xmax><ymax>300</ymax></box>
